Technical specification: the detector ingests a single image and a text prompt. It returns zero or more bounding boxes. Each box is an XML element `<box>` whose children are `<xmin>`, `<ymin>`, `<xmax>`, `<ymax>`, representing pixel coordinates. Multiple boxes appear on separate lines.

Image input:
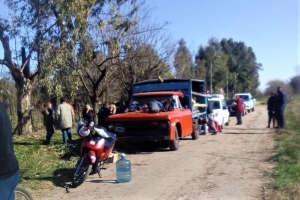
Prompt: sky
<box><xmin>144</xmin><ymin>0</ymin><xmax>300</xmax><ymax>91</ymax></box>
<box><xmin>0</xmin><ymin>0</ymin><xmax>299</xmax><ymax>91</ymax></box>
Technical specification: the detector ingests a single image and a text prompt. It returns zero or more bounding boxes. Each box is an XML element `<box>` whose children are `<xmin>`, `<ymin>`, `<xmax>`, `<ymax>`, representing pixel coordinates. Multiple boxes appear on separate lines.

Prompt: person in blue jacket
<box><xmin>273</xmin><ymin>86</ymin><xmax>287</xmax><ymax>129</ymax></box>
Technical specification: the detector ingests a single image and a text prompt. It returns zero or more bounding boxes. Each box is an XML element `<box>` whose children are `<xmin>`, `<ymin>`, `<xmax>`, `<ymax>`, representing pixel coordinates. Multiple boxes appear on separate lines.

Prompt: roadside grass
<box><xmin>13</xmin><ymin>128</ymin><xmax>82</xmax><ymax>194</ymax></box>
<box><xmin>266</xmin><ymin>95</ymin><xmax>300</xmax><ymax>199</ymax></box>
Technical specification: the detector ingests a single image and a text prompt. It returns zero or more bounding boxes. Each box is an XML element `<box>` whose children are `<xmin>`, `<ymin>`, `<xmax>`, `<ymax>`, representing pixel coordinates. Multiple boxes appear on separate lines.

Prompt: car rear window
<box><xmin>238</xmin><ymin>95</ymin><xmax>249</xmax><ymax>100</ymax></box>
<box><xmin>208</xmin><ymin>100</ymin><xmax>220</xmax><ymax>109</ymax></box>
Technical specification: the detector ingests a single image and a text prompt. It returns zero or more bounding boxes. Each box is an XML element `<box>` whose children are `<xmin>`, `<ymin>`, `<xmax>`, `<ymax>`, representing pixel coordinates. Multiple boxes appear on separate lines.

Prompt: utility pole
<box><xmin>226</xmin><ymin>66</ymin><xmax>228</xmax><ymax>99</ymax></box>
<box><xmin>210</xmin><ymin>58</ymin><xmax>212</xmax><ymax>94</ymax></box>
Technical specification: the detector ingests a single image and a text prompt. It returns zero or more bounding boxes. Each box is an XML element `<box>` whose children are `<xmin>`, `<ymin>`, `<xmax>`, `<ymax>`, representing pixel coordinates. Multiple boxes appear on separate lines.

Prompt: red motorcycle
<box><xmin>72</xmin><ymin>123</ymin><xmax>116</xmax><ymax>187</ymax></box>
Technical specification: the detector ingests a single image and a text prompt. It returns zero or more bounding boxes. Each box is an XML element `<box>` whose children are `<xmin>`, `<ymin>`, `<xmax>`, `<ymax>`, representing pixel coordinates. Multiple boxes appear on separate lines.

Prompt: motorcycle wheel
<box><xmin>72</xmin><ymin>159</ymin><xmax>92</xmax><ymax>187</ymax></box>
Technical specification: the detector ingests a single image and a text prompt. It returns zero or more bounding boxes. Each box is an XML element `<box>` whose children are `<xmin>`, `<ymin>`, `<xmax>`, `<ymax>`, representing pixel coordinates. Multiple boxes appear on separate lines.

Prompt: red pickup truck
<box><xmin>106</xmin><ymin>78</ymin><xmax>208</xmax><ymax>151</ymax></box>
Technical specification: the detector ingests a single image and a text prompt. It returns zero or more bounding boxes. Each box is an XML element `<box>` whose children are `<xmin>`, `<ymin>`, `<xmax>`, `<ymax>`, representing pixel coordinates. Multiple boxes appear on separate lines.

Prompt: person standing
<box><xmin>266</xmin><ymin>92</ymin><xmax>276</xmax><ymax>128</ymax></box>
<box><xmin>117</xmin><ymin>101</ymin><xmax>128</xmax><ymax>113</ymax></box>
<box><xmin>234</xmin><ymin>95</ymin><xmax>244</xmax><ymax>125</ymax></box>
<box><xmin>109</xmin><ymin>104</ymin><xmax>116</xmax><ymax>115</ymax></box>
<box><xmin>0</xmin><ymin>102</ymin><xmax>20</xmax><ymax>200</ymax></box>
<box><xmin>41</xmin><ymin>101</ymin><xmax>55</xmax><ymax>144</ymax></box>
<box><xmin>66</xmin><ymin>100</ymin><xmax>75</xmax><ymax>119</ymax></box>
<box><xmin>274</xmin><ymin>86</ymin><xmax>287</xmax><ymax>129</ymax></box>
<box><xmin>82</xmin><ymin>103</ymin><xmax>94</xmax><ymax>129</ymax></box>
<box><xmin>97</xmin><ymin>103</ymin><xmax>110</xmax><ymax>126</ymax></box>
<box><xmin>206</xmin><ymin>101</ymin><xmax>217</xmax><ymax>135</ymax></box>
<box><xmin>56</xmin><ymin>97</ymin><xmax>75</xmax><ymax>144</ymax></box>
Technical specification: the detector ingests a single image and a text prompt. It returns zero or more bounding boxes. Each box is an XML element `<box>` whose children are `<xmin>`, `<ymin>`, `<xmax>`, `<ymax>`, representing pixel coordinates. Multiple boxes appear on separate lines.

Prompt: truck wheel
<box><xmin>191</xmin><ymin>120</ymin><xmax>199</xmax><ymax>140</ymax></box>
<box><xmin>252</xmin><ymin>107</ymin><xmax>254</xmax><ymax>112</ymax></box>
<box><xmin>247</xmin><ymin>109</ymin><xmax>251</xmax><ymax>113</ymax></box>
<box><xmin>169</xmin><ymin>127</ymin><xmax>179</xmax><ymax>151</ymax></box>
<box><xmin>225</xmin><ymin>117</ymin><xmax>229</xmax><ymax>126</ymax></box>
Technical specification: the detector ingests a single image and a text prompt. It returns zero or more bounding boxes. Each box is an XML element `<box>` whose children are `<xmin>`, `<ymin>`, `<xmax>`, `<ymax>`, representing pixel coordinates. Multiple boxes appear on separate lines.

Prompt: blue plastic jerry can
<box><xmin>116</xmin><ymin>153</ymin><xmax>131</xmax><ymax>183</ymax></box>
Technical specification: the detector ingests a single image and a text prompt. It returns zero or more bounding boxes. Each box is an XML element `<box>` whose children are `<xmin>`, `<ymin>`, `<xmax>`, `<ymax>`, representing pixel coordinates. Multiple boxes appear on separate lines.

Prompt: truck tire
<box><xmin>225</xmin><ymin>117</ymin><xmax>230</xmax><ymax>126</ymax></box>
<box><xmin>252</xmin><ymin>107</ymin><xmax>254</xmax><ymax>112</ymax></box>
<box><xmin>169</xmin><ymin>127</ymin><xmax>179</xmax><ymax>151</ymax></box>
<box><xmin>191</xmin><ymin>120</ymin><xmax>199</xmax><ymax>140</ymax></box>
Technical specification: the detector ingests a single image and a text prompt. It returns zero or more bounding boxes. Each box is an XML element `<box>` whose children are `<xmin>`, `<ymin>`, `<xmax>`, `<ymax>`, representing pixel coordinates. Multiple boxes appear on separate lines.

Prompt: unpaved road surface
<box><xmin>38</xmin><ymin>104</ymin><xmax>275</xmax><ymax>200</ymax></box>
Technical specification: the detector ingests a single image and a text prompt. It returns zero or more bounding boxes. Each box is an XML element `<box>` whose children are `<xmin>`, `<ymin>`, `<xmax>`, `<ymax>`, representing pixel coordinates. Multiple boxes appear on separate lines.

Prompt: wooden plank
<box><xmin>192</xmin><ymin>91</ymin><xmax>210</xmax><ymax>97</ymax></box>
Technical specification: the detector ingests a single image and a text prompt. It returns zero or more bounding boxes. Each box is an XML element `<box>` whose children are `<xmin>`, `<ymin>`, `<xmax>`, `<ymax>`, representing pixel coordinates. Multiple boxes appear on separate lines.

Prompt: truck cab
<box><xmin>105</xmin><ymin>78</ymin><xmax>209</xmax><ymax>151</ymax></box>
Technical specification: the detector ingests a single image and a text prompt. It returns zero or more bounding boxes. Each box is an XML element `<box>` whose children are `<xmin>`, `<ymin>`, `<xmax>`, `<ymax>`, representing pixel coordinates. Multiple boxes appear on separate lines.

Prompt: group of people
<box><xmin>41</xmin><ymin>98</ymin><xmax>127</xmax><ymax>144</ymax></box>
<box><xmin>41</xmin><ymin>97</ymin><xmax>75</xmax><ymax>145</ymax></box>
<box><xmin>97</xmin><ymin>101</ymin><xmax>128</xmax><ymax>126</ymax></box>
<box><xmin>205</xmin><ymin>86</ymin><xmax>287</xmax><ymax>135</ymax></box>
<box><xmin>231</xmin><ymin>86</ymin><xmax>287</xmax><ymax>129</ymax></box>
<box><xmin>267</xmin><ymin>86</ymin><xmax>287</xmax><ymax>129</ymax></box>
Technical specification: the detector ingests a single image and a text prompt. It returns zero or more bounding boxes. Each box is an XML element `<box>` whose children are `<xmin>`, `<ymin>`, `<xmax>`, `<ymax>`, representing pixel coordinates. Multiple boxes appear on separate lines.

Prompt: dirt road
<box><xmin>38</xmin><ymin>104</ymin><xmax>275</xmax><ymax>200</ymax></box>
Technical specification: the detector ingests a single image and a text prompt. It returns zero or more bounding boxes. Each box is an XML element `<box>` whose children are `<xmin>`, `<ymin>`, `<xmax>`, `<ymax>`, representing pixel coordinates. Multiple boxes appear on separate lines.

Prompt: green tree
<box><xmin>195</xmin><ymin>38</ymin><xmax>228</xmax><ymax>94</ymax></box>
<box><xmin>173</xmin><ymin>39</ymin><xmax>193</xmax><ymax>78</ymax></box>
<box><xmin>220</xmin><ymin>39</ymin><xmax>262</xmax><ymax>94</ymax></box>
<box><xmin>0</xmin><ymin>0</ymin><xmax>142</xmax><ymax>132</ymax></box>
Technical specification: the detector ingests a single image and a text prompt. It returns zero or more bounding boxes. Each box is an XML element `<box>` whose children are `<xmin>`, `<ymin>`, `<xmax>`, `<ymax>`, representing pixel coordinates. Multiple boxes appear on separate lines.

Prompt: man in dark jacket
<box><xmin>266</xmin><ymin>92</ymin><xmax>276</xmax><ymax>128</ymax></box>
<box><xmin>0</xmin><ymin>102</ymin><xmax>20</xmax><ymax>199</ymax></box>
<box><xmin>273</xmin><ymin>86</ymin><xmax>287</xmax><ymax>129</ymax></box>
<box><xmin>97</xmin><ymin>103</ymin><xmax>110</xmax><ymax>126</ymax></box>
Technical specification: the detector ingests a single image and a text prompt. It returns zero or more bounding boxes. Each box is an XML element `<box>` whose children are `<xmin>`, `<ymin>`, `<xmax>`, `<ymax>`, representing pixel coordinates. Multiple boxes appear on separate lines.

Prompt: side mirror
<box><xmin>223</xmin><ymin>106</ymin><xmax>227</xmax><ymax>110</ymax></box>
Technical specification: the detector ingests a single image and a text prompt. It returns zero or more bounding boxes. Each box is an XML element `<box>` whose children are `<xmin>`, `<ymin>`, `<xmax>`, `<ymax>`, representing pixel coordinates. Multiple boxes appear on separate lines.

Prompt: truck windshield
<box><xmin>131</xmin><ymin>95</ymin><xmax>175</xmax><ymax>107</ymax></box>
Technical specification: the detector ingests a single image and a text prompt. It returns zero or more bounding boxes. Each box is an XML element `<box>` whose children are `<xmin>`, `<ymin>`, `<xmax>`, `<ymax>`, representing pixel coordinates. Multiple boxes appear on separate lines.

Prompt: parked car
<box><xmin>234</xmin><ymin>92</ymin><xmax>255</xmax><ymax>113</ymax></box>
<box><xmin>226</xmin><ymin>99</ymin><xmax>247</xmax><ymax>116</ymax></box>
<box><xmin>208</xmin><ymin>97</ymin><xmax>230</xmax><ymax>128</ymax></box>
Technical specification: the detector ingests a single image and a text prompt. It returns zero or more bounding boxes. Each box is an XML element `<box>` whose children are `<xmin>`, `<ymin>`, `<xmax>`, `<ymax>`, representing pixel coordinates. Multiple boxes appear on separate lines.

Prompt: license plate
<box><xmin>115</xmin><ymin>126</ymin><xmax>125</xmax><ymax>133</ymax></box>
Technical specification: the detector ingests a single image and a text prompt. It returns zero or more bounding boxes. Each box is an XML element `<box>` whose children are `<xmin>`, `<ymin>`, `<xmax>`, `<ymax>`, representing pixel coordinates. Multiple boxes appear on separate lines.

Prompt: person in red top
<box><xmin>233</xmin><ymin>95</ymin><xmax>244</xmax><ymax>125</ymax></box>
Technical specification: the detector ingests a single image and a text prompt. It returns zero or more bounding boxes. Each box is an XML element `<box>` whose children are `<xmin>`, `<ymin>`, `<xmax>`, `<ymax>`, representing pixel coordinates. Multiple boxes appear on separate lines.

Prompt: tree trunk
<box><xmin>15</xmin><ymin>79</ymin><xmax>33</xmax><ymax>135</ymax></box>
<box><xmin>0</xmin><ymin>36</ymin><xmax>37</xmax><ymax>135</ymax></box>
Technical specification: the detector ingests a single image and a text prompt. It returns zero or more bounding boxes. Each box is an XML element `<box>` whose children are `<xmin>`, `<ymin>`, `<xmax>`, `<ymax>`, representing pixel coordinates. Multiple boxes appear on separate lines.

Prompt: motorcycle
<box><xmin>72</xmin><ymin>122</ymin><xmax>116</xmax><ymax>187</ymax></box>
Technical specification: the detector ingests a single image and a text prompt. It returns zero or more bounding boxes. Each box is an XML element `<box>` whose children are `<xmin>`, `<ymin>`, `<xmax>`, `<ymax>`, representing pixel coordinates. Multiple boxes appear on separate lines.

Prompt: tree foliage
<box><xmin>290</xmin><ymin>75</ymin><xmax>300</xmax><ymax>95</ymax></box>
<box><xmin>173</xmin><ymin>39</ymin><xmax>193</xmax><ymax>78</ymax></box>
<box><xmin>194</xmin><ymin>37</ymin><xmax>262</xmax><ymax>96</ymax></box>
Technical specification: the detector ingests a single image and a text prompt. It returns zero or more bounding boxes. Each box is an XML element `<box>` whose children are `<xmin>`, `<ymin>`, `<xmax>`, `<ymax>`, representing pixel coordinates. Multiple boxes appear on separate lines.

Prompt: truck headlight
<box><xmin>159</xmin><ymin>122</ymin><xmax>169</xmax><ymax>129</ymax></box>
